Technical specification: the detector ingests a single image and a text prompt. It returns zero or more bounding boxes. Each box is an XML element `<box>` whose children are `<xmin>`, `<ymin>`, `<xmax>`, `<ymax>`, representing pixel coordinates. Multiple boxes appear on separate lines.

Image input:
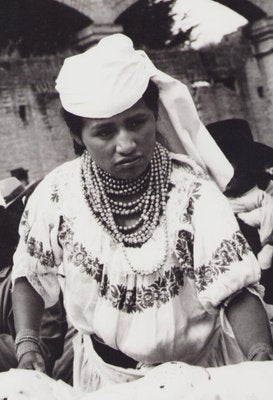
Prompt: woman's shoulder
<box><xmin>28</xmin><ymin>157</ymin><xmax>81</xmax><ymax>202</ymax></box>
<box><xmin>169</xmin><ymin>152</ymin><xmax>210</xmax><ymax>181</ymax></box>
<box><xmin>41</xmin><ymin>157</ymin><xmax>81</xmax><ymax>187</ymax></box>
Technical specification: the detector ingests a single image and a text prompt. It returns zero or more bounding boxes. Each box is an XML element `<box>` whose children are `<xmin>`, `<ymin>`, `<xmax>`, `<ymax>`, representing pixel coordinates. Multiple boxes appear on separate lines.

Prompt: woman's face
<box><xmin>78</xmin><ymin>98</ymin><xmax>157</xmax><ymax>179</ymax></box>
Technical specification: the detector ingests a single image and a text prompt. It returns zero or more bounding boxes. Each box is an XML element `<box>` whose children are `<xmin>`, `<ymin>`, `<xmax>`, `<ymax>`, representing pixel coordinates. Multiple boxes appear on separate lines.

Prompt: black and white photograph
<box><xmin>0</xmin><ymin>1</ymin><xmax>273</xmax><ymax>399</ymax></box>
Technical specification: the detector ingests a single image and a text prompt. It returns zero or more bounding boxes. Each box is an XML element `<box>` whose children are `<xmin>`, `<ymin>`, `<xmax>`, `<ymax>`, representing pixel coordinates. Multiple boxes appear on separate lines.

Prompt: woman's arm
<box><xmin>12</xmin><ymin>277</ymin><xmax>46</xmax><ymax>371</ymax></box>
<box><xmin>226</xmin><ymin>289</ymin><xmax>273</xmax><ymax>361</ymax></box>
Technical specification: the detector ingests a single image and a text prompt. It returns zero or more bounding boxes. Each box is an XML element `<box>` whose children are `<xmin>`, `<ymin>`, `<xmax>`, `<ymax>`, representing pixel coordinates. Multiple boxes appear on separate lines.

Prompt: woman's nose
<box><xmin>116</xmin><ymin>130</ymin><xmax>136</xmax><ymax>155</ymax></box>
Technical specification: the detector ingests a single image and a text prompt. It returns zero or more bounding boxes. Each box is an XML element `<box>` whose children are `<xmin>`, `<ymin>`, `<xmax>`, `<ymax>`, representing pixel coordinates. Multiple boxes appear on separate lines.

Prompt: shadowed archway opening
<box><xmin>0</xmin><ymin>0</ymin><xmax>92</xmax><ymax>57</ymax></box>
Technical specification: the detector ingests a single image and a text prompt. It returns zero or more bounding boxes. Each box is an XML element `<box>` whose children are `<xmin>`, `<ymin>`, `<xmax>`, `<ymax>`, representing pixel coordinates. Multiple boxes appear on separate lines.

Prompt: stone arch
<box><xmin>113</xmin><ymin>0</ymin><xmax>270</xmax><ymax>23</ymax></box>
<box><xmin>53</xmin><ymin>0</ymin><xmax>271</xmax><ymax>24</ymax></box>
<box><xmin>215</xmin><ymin>0</ymin><xmax>267</xmax><ymax>22</ymax></box>
<box><xmin>53</xmin><ymin>0</ymin><xmax>137</xmax><ymax>23</ymax></box>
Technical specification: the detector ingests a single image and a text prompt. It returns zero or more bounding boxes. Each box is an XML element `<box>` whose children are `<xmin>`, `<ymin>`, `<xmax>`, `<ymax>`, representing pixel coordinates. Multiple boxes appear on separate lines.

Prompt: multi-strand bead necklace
<box><xmin>80</xmin><ymin>142</ymin><xmax>172</xmax><ymax>275</ymax></box>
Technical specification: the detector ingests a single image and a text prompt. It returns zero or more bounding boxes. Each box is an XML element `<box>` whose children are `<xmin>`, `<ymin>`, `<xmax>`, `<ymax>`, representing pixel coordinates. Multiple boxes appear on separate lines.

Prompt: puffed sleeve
<box><xmin>12</xmin><ymin>175</ymin><xmax>63</xmax><ymax>308</ymax></box>
<box><xmin>191</xmin><ymin>176</ymin><xmax>261</xmax><ymax>312</ymax></box>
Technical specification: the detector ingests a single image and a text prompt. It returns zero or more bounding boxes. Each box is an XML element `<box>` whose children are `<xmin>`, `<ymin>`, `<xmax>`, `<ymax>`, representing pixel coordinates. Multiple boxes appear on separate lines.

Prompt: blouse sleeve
<box><xmin>12</xmin><ymin>175</ymin><xmax>63</xmax><ymax>308</ymax></box>
<box><xmin>191</xmin><ymin>176</ymin><xmax>261</xmax><ymax>312</ymax></box>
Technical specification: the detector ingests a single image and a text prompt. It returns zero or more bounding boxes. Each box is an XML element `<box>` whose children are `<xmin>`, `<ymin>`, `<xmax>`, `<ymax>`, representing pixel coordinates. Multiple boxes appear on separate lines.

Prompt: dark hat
<box><xmin>206</xmin><ymin>119</ymin><xmax>254</xmax><ymax>165</ymax></box>
<box><xmin>252</xmin><ymin>141</ymin><xmax>273</xmax><ymax>167</ymax></box>
<box><xmin>10</xmin><ymin>167</ymin><xmax>29</xmax><ymax>180</ymax></box>
<box><xmin>206</xmin><ymin>118</ymin><xmax>273</xmax><ymax>168</ymax></box>
<box><xmin>206</xmin><ymin>118</ymin><xmax>253</xmax><ymax>141</ymax></box>
<box><xmin>206</xmin><ymin>118</ymin><xmax>273</xmax><ymax>196</ymax></box>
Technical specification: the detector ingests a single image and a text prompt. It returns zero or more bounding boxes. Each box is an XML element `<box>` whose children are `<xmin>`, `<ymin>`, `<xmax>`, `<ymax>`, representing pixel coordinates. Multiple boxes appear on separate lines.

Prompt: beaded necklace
<box><xmin>80</xmin><ymin>142</ymin><xmax>172</xmax><ymax>275</ymax></box>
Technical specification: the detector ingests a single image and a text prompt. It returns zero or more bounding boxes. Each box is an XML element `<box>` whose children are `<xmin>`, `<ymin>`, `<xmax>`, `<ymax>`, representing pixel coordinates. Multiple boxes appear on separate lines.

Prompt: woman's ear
<box><xmin>71</xmin><ymin>133</ymin><xmax>83</xmax><ymax>146</ymax></box>
<box><xmin>72</xmin><ymin>139</ymin><xmax>85</xmax><ymax>156</ymax></box>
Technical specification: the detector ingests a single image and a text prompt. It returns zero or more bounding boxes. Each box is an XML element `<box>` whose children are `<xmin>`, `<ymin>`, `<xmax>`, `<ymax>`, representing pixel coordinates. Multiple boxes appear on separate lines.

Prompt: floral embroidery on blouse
<box><xmin>172</xmin><ymin>158</ymin><xmax>210</xmax><ymax>181</ymax></box>
<box><xmin>58</xmin><ymin>216</ymin><xmax>185</xmax><ymax>313</ymax></box>
<box><xmin>50</xmin><ymin>185</ymin><xmax>59</xmax><ymax>203</ymax></box>
<box><xmin>183</xmin><ymin>182</ymin><xmax>201</xmax><ymax>224</ymax></box>
<box><xmin>20</xmin><ymin>210</ymin><xmax>55</xmax><ymax>268</ymax></box>
<box><xmin>176</xmin><ymin>229</ymin><xmax>251</xmax><ymax>292</ymax></box>
<box><xmin>100</xmin><ymin>266</ymin><xmax>184</xmax><ymax>313</ymax></box>
<box><xmin>26</xmin><ymin>237</ymin><xmax>55</xmax><ymax>267</ymax></box>
<box><xmin>20</xmin><ymin>210</ymin><xmax>30</xmax><ymax>231</ymax></box>
<box><xmin>175</xmin><ymin>229</ymin><xmax>195</xmax><ymax>279</ymax></box>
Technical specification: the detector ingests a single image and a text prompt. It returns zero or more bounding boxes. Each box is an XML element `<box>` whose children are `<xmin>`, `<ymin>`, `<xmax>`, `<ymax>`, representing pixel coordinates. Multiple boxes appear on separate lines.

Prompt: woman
<box><xmin>12</xmin><ymin>34</ymin><xmax>273</xmax><ymax>392</ymax></box>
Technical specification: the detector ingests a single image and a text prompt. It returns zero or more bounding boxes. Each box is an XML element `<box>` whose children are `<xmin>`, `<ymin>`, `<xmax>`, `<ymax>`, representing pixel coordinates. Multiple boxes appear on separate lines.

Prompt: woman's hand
<box><xmin>251</xmin><ymin>351</ymin><xmax>273</xmax><ymax>361</ymax></box>
<box><xmin>226</xmin><ymin>290</ymin><xmax>273</xmax><ymax>361</ymax></box>
<box><xmin>18</xmin><ymin>351</ymin><xmax>46</xmax><ymax>372</ymax></box>
<box><xmin>248</xmin><ymin>342</ymin><xmax>273</xmax><ymax>361</ymax></box>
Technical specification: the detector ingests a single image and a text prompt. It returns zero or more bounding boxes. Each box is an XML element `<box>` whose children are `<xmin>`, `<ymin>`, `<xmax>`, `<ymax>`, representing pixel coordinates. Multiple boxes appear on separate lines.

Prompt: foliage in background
<box><xmin>0</xmin><ymin>0</ymin><xmax>90</xmax><ymax>57</ymax></box>
<box><xmin>116</xmin><ymin>0</ymin><xmax>195</xmax><ymax>49</ymax></box>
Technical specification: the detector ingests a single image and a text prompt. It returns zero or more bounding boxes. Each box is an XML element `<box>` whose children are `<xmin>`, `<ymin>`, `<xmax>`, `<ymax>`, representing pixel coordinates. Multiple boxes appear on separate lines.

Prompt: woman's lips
<box><xmin>116</xmin><ymin>156</ymin><xmax>142</xmax><ymax>167</ymax></box>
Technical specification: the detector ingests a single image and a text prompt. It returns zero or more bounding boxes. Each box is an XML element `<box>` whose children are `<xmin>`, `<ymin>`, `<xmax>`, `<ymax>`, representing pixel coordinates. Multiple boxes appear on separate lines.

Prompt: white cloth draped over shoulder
<box><xmin>55</xmin><ymin>34</ymin><xmax>233</xmax><ymax>191</ymax></box>
<box><xmin>12</xmin><ymin>153</ymin><xmax>261</xmax><ymax>392</ymax></box>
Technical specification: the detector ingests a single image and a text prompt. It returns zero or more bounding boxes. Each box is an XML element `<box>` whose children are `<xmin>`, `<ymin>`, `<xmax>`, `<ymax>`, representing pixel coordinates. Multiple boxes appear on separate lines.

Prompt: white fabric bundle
<box><xmin>0</xmin><ymin>369</ymin><xmax>80</xmax><ymax>400</ymax></box>
<box><xmin>56</xmin><ymin>34</ymin><xmax>233</xmax><ymax>190</ymax></box>
<box><xmin>1</xmin><ymin>361</ymin><xmax>273</xmax><ymax>400</ymax></box>
<box><xmin>82</xmin><ymin>360</ymin><xmax>273</xmax><ymax>400</ymax></box>
<box><xmin>229</xmin><ymin>186</ymin><xmax>273</xmax><ymax>269</ymax></box>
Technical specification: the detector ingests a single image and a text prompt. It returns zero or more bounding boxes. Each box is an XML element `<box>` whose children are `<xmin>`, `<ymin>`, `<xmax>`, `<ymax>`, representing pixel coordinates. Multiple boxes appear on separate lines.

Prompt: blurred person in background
<box><xmin>207</xmin><ymin>118</ymin><xmax>273</xmax><ymax>304</ymax></box>
<box><xmin>10</xmin><ymin>167</ymin><xmax>30</xmax><ymax>188</ymax></box>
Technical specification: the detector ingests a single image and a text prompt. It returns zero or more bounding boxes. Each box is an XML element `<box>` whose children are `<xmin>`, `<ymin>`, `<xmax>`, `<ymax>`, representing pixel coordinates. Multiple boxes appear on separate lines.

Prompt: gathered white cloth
<box><xmin>229</xmin><ymin>186</ymin><xmax>273</xmax><ymax>270</ymax></box>
<box><xmin>229</xmin><ymin>187</ymin><xmax>273</xmax><ymax>246</ymax></box>
<box><xmin>12</xmin><ymin>152</ymin><xmax>261</xmax><ymax>392</ymax></box>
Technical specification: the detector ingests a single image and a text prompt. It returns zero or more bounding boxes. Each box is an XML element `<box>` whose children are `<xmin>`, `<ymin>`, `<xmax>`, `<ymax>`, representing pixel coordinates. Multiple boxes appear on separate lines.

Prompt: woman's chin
<box><xmin>113</xmin><ymin>163</ymin><xmax>148</xmax><ymax>180</ymax></box>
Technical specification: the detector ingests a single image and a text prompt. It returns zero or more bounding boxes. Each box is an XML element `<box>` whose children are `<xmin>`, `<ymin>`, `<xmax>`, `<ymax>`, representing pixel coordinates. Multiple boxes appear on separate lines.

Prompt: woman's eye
<box><xmin>127</xmin><ymin>118</ymin><xmax>146</xmax><ymax>130</ymax></box>
<box><xmin>96</xmin><ymin>127</ymin><xmax>116</xmax><ymax>138</ymax></box>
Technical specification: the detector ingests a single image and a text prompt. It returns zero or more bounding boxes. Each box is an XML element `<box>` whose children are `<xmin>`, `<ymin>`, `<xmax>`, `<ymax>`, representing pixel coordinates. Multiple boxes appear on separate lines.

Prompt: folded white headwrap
<box><xmin>56</xmin><ymin>34</ymin><xmax>233</xmax><ymax>190</ymax></box>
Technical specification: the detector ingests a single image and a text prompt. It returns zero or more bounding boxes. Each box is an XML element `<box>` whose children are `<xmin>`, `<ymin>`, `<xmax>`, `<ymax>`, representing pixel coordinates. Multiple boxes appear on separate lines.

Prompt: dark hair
<box><xmin>142</xmin><ymin>80</ymin><xmax>159</xmax><ymax>117</ymax></box>
<box><xmin>61</xmin><ymin>80</ymin><xmax>159</xmax><ymax>156</ymax></box>
<box><xmin>61</xmin><ymin>108</ymin><xmax>85</xmax><ymax>155</ymax></box>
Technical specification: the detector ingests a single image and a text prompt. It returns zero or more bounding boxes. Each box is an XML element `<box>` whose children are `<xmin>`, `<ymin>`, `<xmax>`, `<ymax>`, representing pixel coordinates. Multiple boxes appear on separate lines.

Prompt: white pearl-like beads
<box><xmin>80</xmin><ymin>142</ymin><xmax>172</xmax><ymax>276</ymax></box>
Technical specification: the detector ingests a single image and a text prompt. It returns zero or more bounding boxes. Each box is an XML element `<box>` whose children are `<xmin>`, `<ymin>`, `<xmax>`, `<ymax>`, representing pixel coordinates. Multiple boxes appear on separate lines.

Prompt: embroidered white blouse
<box><xmin>12</xmin><ymin>153</ymin><xmax>261</xmax><ymax>365</ymax></box>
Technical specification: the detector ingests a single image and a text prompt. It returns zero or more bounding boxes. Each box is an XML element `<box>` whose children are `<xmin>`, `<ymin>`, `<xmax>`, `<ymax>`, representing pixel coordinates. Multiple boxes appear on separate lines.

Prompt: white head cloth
<box><xmin>56</xmin><ymin>34</ymin><xmax>233</xmax><ymax>190</ymax></box>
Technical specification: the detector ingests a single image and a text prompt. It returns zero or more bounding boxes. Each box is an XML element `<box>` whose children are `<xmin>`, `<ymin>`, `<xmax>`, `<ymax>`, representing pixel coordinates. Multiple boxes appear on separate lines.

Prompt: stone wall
<box><xmin>53</xmin><ymin>0</ymin><xmax>273</xmax><ymax>23</ymax></box>
<box><xmin>54</xmin><ymin>0</ymin><xmax>136</xmax><ymax>22</ymax></box>
<box><xmin>0</xmin><ymin>36</ymin><xmax>272</xmax><ymax>181</ymax></box>
<box><xmin>0</xmin><ymin>57</ymin><xmax>74</xmax><ymax>182</ymax></box>
<box><xmin>249</xmin><ymin>0</ymin><xmax>273</xmax><ymax>15</ymax></box>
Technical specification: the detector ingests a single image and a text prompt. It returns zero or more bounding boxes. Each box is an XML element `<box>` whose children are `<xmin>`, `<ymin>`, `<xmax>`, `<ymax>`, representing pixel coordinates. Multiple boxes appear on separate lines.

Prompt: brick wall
<box><xmin>0</xmin><ymin>57</ymin><xmax>74</xmax><ymax>182</ymax></box>
<box><xmin>0</xmin><ymin>36</ymin><xmax>272</xmax><ymax>181</ymax></box>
